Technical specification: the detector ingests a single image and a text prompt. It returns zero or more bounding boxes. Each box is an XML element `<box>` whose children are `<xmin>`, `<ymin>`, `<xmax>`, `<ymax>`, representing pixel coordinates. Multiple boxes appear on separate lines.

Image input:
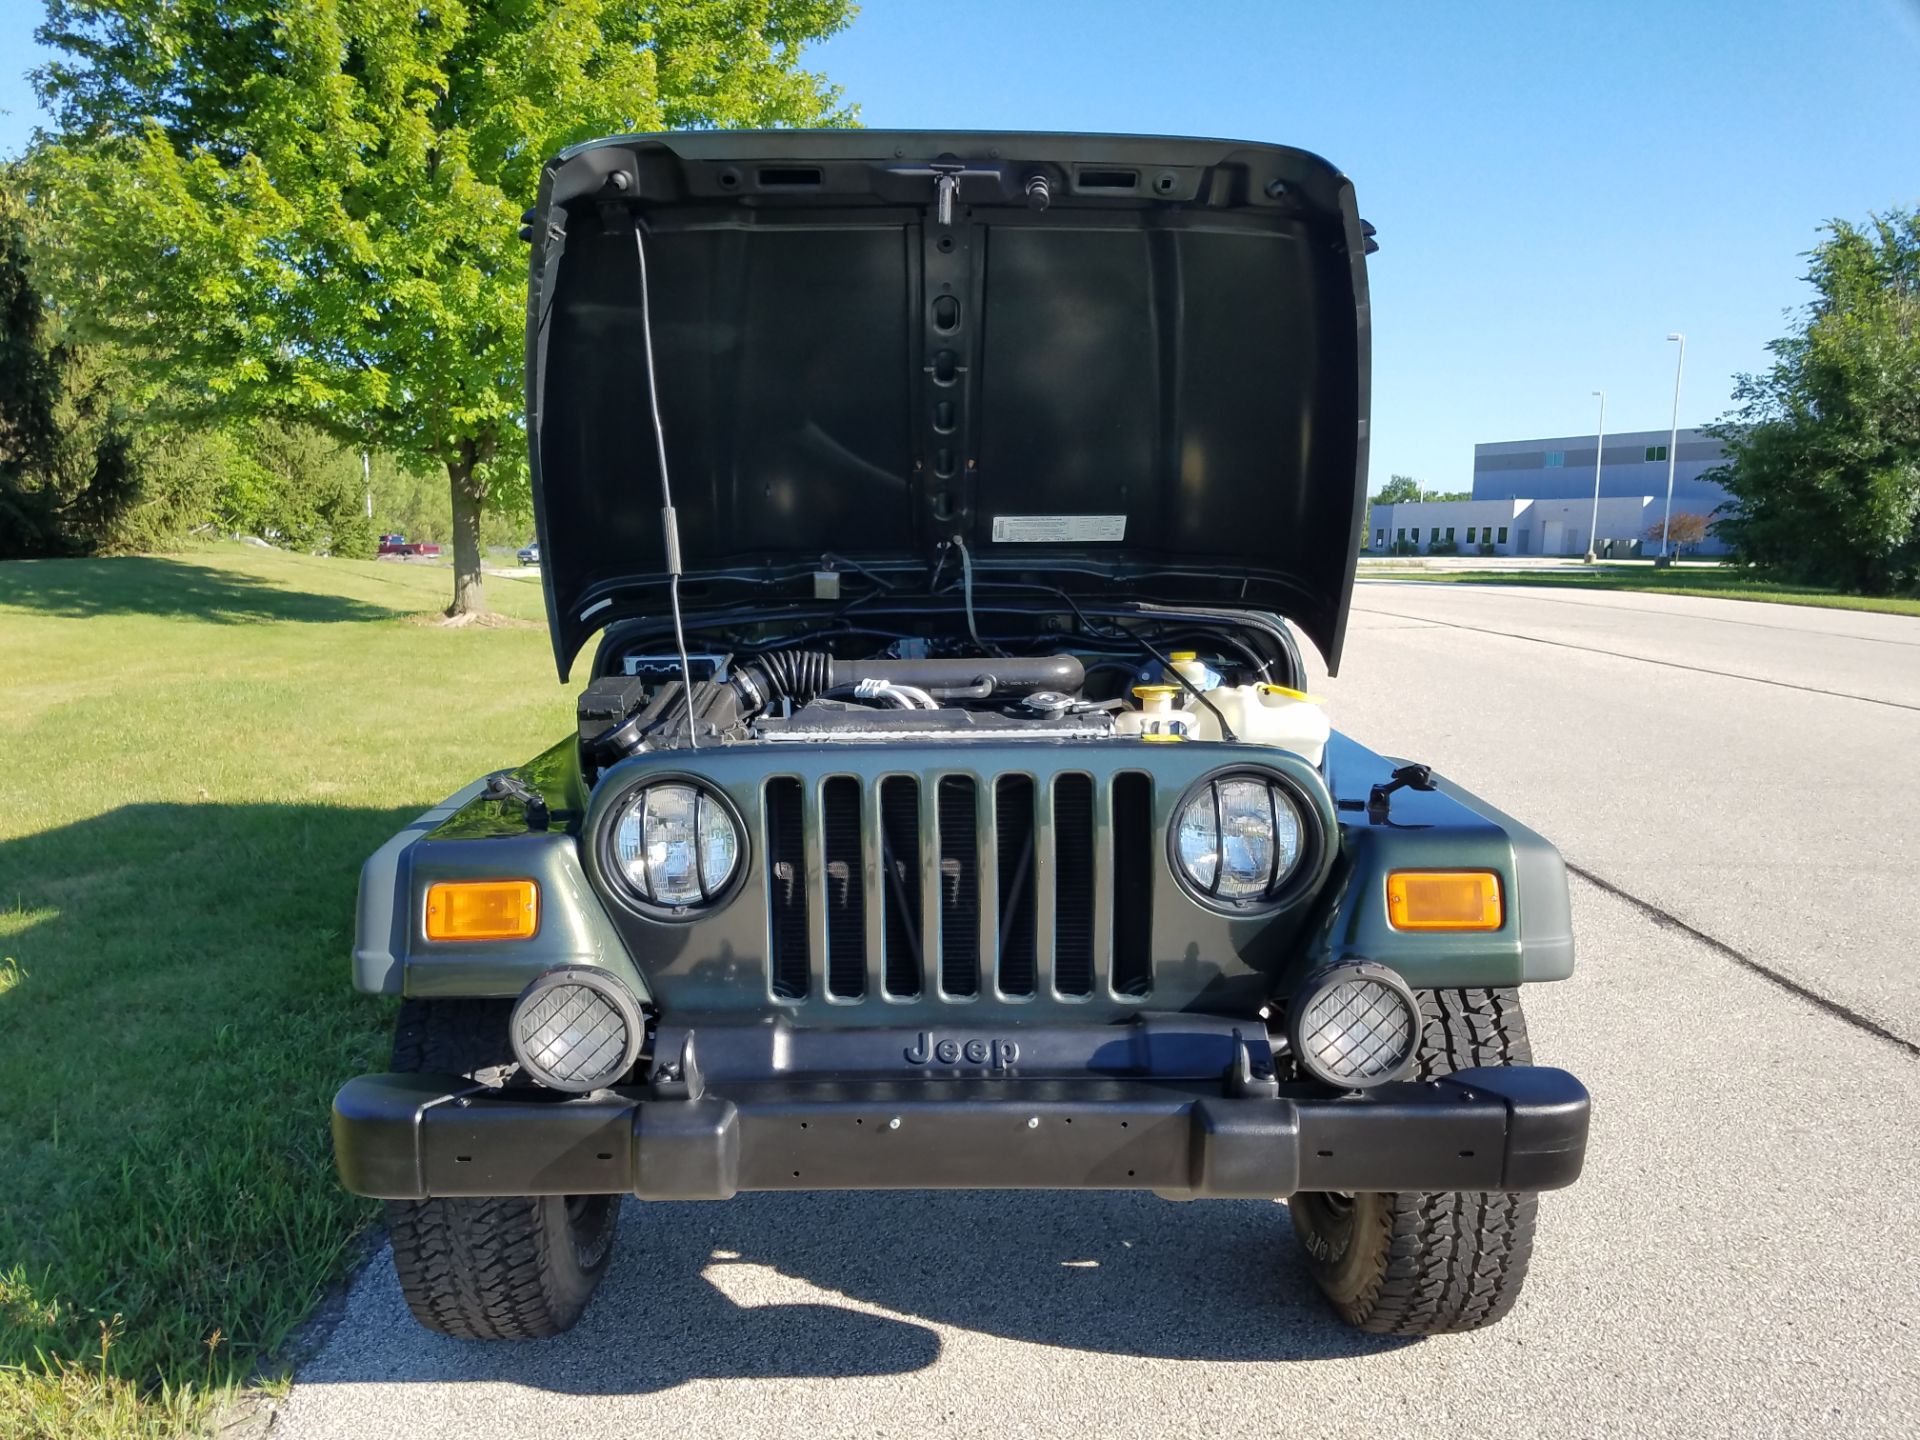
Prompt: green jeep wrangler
<box><xmin>332</xmin><ymin>130</ymin><xmax>1589</xmax><ymax>1342</ymax></box>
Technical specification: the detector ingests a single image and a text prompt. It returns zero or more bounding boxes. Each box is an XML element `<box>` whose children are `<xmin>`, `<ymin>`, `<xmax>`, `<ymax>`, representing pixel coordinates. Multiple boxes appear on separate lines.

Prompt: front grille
<box><xmin>760</xmin><ymin>769</ymin><xmax>1156</xmax><ymax>1005</ymax></box>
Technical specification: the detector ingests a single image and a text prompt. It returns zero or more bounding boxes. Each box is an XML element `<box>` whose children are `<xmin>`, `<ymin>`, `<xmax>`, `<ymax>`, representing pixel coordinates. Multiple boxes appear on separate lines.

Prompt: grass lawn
<box><xmin>0</xmin><ymin>544</ymin><xmax>573</xmax><ymax>1437</ymax></box>
<box><xmin>1363</xmin><ymin>564</ymin><xmax>1920</xmax><ymax>617</ymax></box>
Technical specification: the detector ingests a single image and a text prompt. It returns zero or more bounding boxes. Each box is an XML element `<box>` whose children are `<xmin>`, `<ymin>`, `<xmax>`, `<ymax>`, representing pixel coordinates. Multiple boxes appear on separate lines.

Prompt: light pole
<box><xmin>1584</xmin><ymin>390</ymin><xmax>1605</xmax><ymax>562</ymax></box>
<box><xmin>1659</xmin><ymin>332</ymin><xmax>1686</xmax><ymax>559</ymax></box>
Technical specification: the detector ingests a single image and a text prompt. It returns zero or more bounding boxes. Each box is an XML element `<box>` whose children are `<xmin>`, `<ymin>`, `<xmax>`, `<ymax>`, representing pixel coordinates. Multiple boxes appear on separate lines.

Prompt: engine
<box><xmin>577</xmin><ymin>640</ymin><xmax>1329</xmax><ymax>778</ymax></box>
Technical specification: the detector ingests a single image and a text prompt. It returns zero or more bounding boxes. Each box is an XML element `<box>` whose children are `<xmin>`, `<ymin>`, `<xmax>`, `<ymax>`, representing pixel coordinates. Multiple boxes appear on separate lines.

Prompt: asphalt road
<box><xmin>277</xmin><ymin>583</ymin><xmax>1920</xmax><ymax>1439</ymax></box>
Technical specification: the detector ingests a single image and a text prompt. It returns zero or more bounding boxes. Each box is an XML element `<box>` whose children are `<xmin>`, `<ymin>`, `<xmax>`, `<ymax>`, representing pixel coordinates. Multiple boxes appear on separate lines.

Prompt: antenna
<box><xmin>633</xmin><ymin>216</ymin><xmax>698</xmax><ymax>748</ymax></box>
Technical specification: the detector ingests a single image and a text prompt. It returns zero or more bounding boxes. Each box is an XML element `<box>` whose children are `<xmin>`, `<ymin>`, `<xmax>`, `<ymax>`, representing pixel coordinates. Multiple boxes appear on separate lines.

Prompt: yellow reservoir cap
<box><xmin>425</xmin><ymin>880</ymin><xmax>540</xmax><ymax>941</ymax></box>
<box><xmin>1386</xmin><ymin>871</ymin><xmax>1502</xmax><ymax>931</ymax></box>
<box><xmin>1258</xmin><ymin>683</ymin><xmax>1327</xmax><ymax>705</ymax></box>
<box><xmin>1168</xmin><ymin>650</ymin><xmax>1198</xmax><ymax>662</ymax></box>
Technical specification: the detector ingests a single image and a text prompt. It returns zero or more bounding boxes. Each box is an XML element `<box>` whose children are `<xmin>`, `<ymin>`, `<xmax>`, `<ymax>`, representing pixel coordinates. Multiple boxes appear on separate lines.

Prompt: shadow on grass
<box><xmin>0</xmin><ymin>801</ymin><xmax>419</xmax><ymax>1397</ymax></box>
<box><xmin>0</xmin><ymin>555</ymin><xmax>395</xmax><ymax>624</ymax></box>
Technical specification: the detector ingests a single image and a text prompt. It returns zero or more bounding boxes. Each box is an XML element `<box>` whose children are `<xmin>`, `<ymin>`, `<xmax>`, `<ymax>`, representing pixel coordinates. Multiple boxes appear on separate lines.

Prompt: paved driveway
<box><xmin>276</xmin><ymin>583</ymin><xmax>1920</xmax><ymax>1439</ymax></box>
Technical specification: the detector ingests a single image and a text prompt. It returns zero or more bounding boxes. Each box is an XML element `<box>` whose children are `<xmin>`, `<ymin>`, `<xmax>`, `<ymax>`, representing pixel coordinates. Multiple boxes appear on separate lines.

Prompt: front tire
<box><xmin>382</xmin><ymin>998</ymin><xmax>622</xmax><ymax>1340</ymax></box>
<box><xmin>1290</xmin><ymin>987</ymin><xmax>1540</xmax><ymax>1335</ymax></box>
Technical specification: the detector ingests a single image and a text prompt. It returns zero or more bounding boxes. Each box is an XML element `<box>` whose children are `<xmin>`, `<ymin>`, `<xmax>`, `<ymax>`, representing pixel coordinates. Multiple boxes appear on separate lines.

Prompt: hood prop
<box><xmin>630</xmin><ymin>212</ymin><xmax>699</xmax><ymax>749</ymax></box>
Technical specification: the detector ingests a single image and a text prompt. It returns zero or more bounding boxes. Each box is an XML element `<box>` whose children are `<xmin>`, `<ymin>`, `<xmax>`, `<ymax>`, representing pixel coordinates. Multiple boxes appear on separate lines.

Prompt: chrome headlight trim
<box><xmin>1167</xmin><ymin>766</ymin><xmax>1323</xmax><ymax>915</ymax></box>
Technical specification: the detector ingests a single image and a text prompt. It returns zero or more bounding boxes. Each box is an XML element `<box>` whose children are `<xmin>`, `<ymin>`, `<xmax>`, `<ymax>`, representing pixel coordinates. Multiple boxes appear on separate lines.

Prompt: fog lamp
<box><xmin>510</xmin><ymin>966</ymin><xmax>644</xmax><ymax>1093</ymax></box>
<box><xmin>1289</xmin><ymin>962</ymin><xmax>1420</xmax><ymax>1089</ymax></box>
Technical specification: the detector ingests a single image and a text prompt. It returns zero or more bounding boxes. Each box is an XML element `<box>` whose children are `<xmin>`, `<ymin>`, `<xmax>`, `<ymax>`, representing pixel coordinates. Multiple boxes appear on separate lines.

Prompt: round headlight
<box><xmin>1171</xmin><ymin>769</ymin><xmax>1310</xmax><ymax>910</ymax></box>
<box><xmin>609</xmin><ymin>781</ymin><xmax>743</xmax><ymax>914</ymax></box>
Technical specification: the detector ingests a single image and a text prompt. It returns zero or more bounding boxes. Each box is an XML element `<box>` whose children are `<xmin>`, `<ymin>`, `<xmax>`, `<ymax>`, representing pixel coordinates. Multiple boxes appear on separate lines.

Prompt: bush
<box><xmin>1479</xmin><ymin>542</ymin><xmax>1497</xmax><ymax>557</ymax></box>
<box><xmin>1426</xmin><ymin>538</ymin><xmax>1460</xmax><ymax>556</ymax></box>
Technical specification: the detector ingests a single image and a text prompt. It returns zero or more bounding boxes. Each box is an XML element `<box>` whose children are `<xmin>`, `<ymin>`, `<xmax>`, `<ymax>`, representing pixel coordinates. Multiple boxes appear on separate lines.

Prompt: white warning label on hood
<box><xmin>990</xmin><ymin>514</ymin><xmax>1127</xmax><ymax>544</ymax></box>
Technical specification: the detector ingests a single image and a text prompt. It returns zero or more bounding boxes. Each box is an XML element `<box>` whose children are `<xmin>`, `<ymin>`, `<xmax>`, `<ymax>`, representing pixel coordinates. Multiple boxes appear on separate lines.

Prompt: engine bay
<box><xmin>577</xmin><ymin>611</ymin><xmax>1330</xmax><ymax>778</ymax></box>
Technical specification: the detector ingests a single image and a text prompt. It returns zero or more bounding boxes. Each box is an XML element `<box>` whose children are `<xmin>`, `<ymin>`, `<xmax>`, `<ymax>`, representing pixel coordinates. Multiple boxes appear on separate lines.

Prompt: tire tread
<box><xmin>383</xmin><ymin>998</ymin><xmax>615</xmax><ymax>1340</ymax></box>
<box><xmin>1299</xmin><ymin>987</ymin><xmax>1542</xmax><ymax>1336</ymax></box>
<box><xmin>385</xmin><ymin>1193</ymin><xmax>586</xmax><ymax>1341</ymax></box>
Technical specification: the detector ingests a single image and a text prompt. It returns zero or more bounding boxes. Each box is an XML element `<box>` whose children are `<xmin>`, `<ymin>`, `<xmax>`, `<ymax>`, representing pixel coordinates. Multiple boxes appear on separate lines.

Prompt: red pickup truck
<box><xmin>377</xmin><ymin>534</ymin><xmax>441</xmax><ymax>558</ymax></box>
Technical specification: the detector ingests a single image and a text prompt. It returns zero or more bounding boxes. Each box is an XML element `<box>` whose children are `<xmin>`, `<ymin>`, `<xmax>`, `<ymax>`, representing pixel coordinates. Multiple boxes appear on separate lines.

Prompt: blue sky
<box><xmin>4</xmin><ymin>1</ymin><xmax>1918</xmax><ymax>488</ymax></box>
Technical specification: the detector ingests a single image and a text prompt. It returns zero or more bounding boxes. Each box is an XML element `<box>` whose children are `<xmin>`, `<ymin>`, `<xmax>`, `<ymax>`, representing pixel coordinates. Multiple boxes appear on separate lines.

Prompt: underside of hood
<box><xmin>525</xmin><ymin>130</ymin><xmax>1372</xmax><ymax>678</ymax></box>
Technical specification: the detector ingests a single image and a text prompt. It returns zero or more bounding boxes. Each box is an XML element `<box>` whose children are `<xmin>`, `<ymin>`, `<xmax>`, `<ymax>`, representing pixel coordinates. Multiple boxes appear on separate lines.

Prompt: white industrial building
<box><xmin>1368</xmin><ymin>427</ymin><xmax>1732</xmax><ymax>557</ymax></box>
<box><xmin>1370</xmin><ymin>495</ymin><xmax>1672</xmax><ymax>560</ymax></box>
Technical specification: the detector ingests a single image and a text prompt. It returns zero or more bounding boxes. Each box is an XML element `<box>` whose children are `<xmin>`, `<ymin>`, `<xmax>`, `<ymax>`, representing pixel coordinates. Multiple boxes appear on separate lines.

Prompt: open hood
<box><xmin>526</xmin><ymin>131</ymin><xmax>1372</xmax><ymax>678</ymax></box>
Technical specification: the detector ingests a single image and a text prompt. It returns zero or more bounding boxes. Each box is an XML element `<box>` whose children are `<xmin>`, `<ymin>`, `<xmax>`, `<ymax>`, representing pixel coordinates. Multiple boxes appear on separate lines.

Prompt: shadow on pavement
<box><xmin>299</xmin><ymin>1189</ymin><xmax>1407</xmax><ymax>1394</ymax></box>
<box><xmin>0</xmin><ymin>554</ymin><xmax>393</xmax><ymax>623</ymax></box>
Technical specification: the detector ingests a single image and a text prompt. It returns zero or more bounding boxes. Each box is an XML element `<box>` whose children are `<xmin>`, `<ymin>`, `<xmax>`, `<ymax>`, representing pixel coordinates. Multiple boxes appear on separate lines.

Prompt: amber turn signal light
<box><xmin>1386</xmin><ymin>871</ymin><xmax>1502</xmax><ymax>931</ymax></box>
<box><xmin>425</xmin><ymin>880</ymin><xmax>539</xmax><ymax>941</ymax></box>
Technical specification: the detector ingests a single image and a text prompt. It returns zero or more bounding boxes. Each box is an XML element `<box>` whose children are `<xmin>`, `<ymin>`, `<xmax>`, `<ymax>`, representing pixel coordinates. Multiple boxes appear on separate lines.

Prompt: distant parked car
<box><xmin>377</xmin><ymin>534</ymin><xmax>441</xmax><ymax>558</ymax></box>
<box><xmin>517</xmin><ymin>541</ymin><xmax>540</xmax><ymax>565</ymax></box>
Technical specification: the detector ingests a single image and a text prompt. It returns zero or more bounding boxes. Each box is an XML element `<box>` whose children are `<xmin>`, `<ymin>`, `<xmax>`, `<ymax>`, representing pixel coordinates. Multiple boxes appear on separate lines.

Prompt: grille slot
<box><xmin>822</xmin><ymin>776</ymin><xmax>865</xmax><ymax>998</ymax></box>
<box><xmin>1052</xmin><ymin>773</ymin><xmax>1096</xmax><ymax>997</ymax></box>
<box><xmin>994</xmin><ymin>775</ymin><xmax>1038</xmax><ymax>996</ymax></box>
<box><xmin>764</xmin><ymin>777</ymin><xmax>809</xmax><ymax>1000</ymax></box>
<box><xmin>937</xmin><ymin>776</ymin><xmax>980</xmax><ymax>996</ymax></box>
<box><xmin>1111</xmin><ymin>772</ymin><xmax>1155</xmax><ymax>998</ymax></box>
<box><xmin>879</xmin><ymin>776</ymin><xmax>923</xmax><ymax>997</ymax></box>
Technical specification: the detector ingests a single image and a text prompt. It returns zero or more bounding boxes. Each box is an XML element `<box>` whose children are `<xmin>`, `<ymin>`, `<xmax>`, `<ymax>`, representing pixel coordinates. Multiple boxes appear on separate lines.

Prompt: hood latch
<box><xmin>887</xmin><ymin>158</ymin><xmax>1003</xmax><ymax>228</ymax></box>
<box><xmin>932</xmin><ymin>161</ymin><xmax>962</xmax><ymax>227</ymax></box>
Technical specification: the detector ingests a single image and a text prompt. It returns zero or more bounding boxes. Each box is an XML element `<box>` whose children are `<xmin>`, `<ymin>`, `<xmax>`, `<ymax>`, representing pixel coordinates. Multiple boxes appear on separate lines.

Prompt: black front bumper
<box><xmin>333</xmin><ymin>1066</ymin><xmax>1589</xmax><ymax>1202</ymax></box>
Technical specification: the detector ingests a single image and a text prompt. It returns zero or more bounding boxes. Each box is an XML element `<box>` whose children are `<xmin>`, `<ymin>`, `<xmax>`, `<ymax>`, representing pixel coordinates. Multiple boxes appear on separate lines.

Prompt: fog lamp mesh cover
<box><xmin>1294</xmin><ymin>963</ymin><xmax>1419</xmax><ymax>1086</ymax></box>
<box><xmin>510</xmin><ymin>967</ymin><xmax>643</xmax><ymax>1092</ymax></box>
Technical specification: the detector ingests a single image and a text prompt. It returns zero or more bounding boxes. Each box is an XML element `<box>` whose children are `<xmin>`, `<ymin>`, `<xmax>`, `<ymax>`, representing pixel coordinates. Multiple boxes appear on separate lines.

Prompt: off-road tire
<box><xmin>382</xmin><ymin>998</ymin><xmax>622</xmax><ymax>1340</ymax></box>
<box><xmin>1290</xmin><ymin>987</ymin><xmax>1539</xmax><ymax>1336</ymax></box>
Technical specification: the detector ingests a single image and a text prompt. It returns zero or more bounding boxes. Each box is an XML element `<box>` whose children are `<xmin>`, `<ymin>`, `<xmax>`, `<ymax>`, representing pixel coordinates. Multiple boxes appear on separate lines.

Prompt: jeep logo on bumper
<box><xmin>905</xmin><ymin>1031</ymin><xmax>1020</xmax><ymax>1070</ymax></box>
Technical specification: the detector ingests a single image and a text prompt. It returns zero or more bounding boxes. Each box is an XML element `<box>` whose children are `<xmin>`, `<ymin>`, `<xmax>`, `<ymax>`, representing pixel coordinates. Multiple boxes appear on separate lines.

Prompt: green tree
<box><xmin>0</xmin><ymin>171</ymin><xmax>141</xmax><ymax>555</ymax></box>
<box><xmin>1370</xmin><ymin>474</ymin><xmax>1470</xmax><ymax>504</ymax></box>
<box><xmin>1371</xmin><ymin>473</ymin><xmax>1424</xmax><ymax>504</ymax></box>
<box><xmin>216</xmin><ymin>420</ymin><xmax>383</xmax><ymax>556</ymax></box>
<box><xmin>1710</xmin><ymin>210</ymin><xmax>1920</xmax><ymax>594</ymax></box>
<box><xmin>30</xmin><ymin>0</ymin><xmax>858</xmax><ymax>614</ymax></box>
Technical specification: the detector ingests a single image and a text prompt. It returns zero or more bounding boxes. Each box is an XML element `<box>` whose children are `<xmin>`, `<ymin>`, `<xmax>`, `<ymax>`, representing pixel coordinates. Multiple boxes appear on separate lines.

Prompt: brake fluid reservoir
<box><xmin>1190</xmin><ymin>683</ymin><xmax>1330</xmax><ymax>766</ymax></box>
<box><xmin>1164</xmin><ymin>650</ymin><xmax>1220</xmax><ymax>691</ymax></box>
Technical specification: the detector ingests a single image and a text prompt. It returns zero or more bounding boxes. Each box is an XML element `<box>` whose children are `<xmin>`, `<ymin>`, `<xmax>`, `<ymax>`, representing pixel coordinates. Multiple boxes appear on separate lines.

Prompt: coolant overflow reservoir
<box><xmin>1190</xmin><ymin>683</ymin><xmax>1330</xmax><ymax>766</ymax></box>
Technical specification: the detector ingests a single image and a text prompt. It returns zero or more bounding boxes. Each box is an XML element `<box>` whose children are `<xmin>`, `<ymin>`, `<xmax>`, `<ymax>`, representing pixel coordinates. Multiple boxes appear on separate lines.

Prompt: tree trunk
<box><xmin>447</xmin><ymin>455</ymin><xmax>486</xmax><ymax>616</ymax></box>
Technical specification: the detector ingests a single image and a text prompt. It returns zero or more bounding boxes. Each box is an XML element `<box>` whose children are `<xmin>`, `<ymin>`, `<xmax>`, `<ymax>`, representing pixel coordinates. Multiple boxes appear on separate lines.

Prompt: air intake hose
<box><xmin>732</xmin><ymin>650</ymin><xmax>1084</xmax><ymax>713</ymax></box>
